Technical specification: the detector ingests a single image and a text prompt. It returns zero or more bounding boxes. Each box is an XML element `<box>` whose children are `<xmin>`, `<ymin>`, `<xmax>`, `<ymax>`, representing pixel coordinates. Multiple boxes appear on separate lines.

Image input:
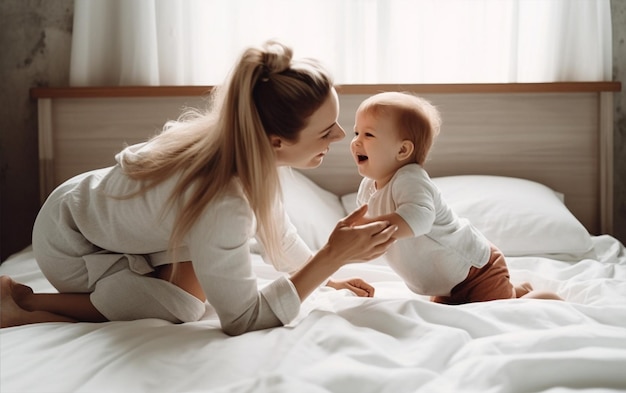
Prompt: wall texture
<box><xmin>0</xmin><ymin>0</ymin><xmax>73</xmax><ymax>261</ymax></box>
<box><xmin>612</xmin><ymin>0</ymin><xmax>626</xmax><ymax>244</ymax></box>
<box><xmin>0</xmin><ymin>0</ymin><xmax>624</xmax><ymax>261</ymax></box>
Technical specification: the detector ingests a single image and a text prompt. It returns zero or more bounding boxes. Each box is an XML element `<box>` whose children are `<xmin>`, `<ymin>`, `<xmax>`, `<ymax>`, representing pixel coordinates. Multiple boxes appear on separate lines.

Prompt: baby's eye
<box><xmin>321</xmin><ymin>131</ymin><xmax>332</xmax><ymax>139</ymax></box>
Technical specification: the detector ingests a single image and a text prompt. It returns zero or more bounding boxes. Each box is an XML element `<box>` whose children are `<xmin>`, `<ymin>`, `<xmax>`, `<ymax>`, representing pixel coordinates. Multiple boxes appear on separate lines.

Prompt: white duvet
<box><xmin>2</xmin><ymin>234</ymin><xmax>626</xmax><ymax>393</ymax></box>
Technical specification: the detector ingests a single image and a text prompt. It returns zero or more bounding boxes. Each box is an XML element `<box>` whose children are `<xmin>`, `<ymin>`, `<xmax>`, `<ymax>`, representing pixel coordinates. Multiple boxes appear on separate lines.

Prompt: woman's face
<box><xmin>272</xmin><ymin>88</ymin><xmax>345</xmax><ymax>168</ymax></box>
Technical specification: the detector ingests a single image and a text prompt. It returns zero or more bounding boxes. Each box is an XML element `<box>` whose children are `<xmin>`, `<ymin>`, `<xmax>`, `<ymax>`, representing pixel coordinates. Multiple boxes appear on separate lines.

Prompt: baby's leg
<box><xmin>515</xmin><ymin>281</ymin><xmax>563</xmax><ymax>300</ymax></box>
<box><xmin>514</xmin><ymin>282</ymin><xmax>533</xmax><ymax>298</ymax></box>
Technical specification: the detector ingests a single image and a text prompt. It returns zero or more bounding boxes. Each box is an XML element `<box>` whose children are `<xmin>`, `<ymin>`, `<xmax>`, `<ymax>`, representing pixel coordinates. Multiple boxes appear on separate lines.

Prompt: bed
<box><xmin>2</xmin><ymin>83</ymin><xmax>625</xmax><ymax>392</ymax></box>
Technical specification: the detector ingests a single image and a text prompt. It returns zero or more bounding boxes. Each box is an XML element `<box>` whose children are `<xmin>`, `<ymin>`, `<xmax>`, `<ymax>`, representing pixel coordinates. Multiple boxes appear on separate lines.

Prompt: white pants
<box><xmin>32</xmin><ymin>194</ymin><xmax>206</xmax><ymax>323</ymax></box>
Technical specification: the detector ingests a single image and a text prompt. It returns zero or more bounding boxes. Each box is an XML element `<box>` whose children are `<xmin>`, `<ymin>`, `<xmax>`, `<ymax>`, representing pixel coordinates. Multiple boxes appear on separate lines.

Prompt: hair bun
<box><xmin>261</xmin><ymin>40</ymin><xmax>293</xmax><ymax>75</ymax></box>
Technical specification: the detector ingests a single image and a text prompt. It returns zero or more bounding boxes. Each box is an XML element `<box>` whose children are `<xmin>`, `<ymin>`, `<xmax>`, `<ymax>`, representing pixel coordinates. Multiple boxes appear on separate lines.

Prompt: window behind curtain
<box><xmin>69</xmin><ymin>0</ymin><xmax>612</xmax><ymax>86</ymax></box>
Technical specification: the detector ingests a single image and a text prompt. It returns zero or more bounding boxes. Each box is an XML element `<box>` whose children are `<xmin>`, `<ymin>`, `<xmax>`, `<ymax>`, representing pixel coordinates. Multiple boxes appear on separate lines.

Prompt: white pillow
<box><xmin>279</xmin><ymin>168</ymin><xmax>346</xmax><ymax>251</ymax></box>
<box><xmin>342</xmin><ymin>175</ymin><xmax>594</xmax><ymax>258</ymax></box>
<box><xmin>435</xmin><ymin>175</ymin><xmax>595</xmax><ymax>257</ymax></box>
<box><xmin>341</xmin><ymin>193</ymin><xmax>359</xmax><ymax>215</ymax></box>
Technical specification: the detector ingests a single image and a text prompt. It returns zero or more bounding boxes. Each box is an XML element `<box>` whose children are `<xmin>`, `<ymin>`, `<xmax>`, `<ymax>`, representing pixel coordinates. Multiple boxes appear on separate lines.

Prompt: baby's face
<box><xmin>351</xmin><ymin>110</ymin><xmax>407</xmax><ymax>189</ymax></box>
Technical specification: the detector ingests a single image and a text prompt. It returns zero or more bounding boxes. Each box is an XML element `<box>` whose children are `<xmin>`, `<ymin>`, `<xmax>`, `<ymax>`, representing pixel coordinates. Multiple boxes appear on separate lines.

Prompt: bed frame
<box><xmin>31</xmin><ymin>82</ymin><xmax>620</xmax><ymax>236</ymax></box>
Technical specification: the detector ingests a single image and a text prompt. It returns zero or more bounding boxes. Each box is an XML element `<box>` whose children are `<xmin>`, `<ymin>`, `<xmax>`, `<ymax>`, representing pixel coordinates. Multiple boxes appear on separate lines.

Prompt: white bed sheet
<box><xmin>2</xmin><ymin>235</ymin><xmax>626</xmax><ymax>393</ymax></box>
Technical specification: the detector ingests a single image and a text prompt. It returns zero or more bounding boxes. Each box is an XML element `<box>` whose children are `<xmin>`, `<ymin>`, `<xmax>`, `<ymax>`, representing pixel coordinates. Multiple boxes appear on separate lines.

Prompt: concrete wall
<box><xmin>0</xmin><ymin>0</ymin><xmax>73</xmax><ymax>260</ymax></box>
<box><xmin>1</xmin><ymin>0</ymin><xmax>624</xmax><ymax>261</ymax></box>
<box><xmin>612</xmin><ymin>1</ymin><xmax>626</xmax><ymax>245</ymax></box>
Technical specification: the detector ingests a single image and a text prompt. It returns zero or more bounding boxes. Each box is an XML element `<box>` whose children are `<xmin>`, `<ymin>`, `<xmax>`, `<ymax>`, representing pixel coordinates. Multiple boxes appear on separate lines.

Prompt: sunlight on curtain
<box><xmin>69</xmin><ymin>0</ymin><xmax>612</xmax><ymax>86</ymax></box>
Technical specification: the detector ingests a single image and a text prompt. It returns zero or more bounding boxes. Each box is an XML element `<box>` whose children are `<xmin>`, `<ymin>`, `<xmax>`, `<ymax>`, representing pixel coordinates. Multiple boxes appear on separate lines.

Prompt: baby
<box><xmin>350</xmin><ymin>91</ymin><xmax>561</xmax><ymax>304</ymax></box>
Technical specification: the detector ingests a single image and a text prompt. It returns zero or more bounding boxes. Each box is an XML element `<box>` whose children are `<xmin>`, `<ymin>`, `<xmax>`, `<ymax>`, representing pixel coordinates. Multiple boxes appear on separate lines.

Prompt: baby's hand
<box><xmin>327</xmin><ymin>278</ymin><xmax>375</xmax><ymax>297</ymax></box>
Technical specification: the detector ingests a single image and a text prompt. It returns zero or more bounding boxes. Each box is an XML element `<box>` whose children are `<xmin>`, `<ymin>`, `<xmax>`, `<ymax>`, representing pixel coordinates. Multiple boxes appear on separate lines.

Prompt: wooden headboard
<box><xmin>31</xmin><ymin>82</ymin><xmax>621</xmax><ymax>235</ymax></box>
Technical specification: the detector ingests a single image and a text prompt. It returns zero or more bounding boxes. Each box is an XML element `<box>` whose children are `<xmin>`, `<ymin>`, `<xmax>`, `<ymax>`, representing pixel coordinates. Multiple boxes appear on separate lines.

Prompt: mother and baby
<box><xmin>0</xmin><ymin>40</ymin><xmax>560</xmax><ymax>334</ymax></box>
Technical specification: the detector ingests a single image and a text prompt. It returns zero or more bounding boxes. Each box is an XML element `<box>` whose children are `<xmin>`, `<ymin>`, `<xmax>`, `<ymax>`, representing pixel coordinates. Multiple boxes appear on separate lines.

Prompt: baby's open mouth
<box><xmin>357</xmin><ymin>155</ymin><xmax>368</xmax><ymax>162</ymax></box>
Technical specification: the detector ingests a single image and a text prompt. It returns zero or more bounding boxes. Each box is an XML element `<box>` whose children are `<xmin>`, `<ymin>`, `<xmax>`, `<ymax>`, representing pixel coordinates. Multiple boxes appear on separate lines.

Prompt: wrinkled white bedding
<box><xmin>2</xmin><ymin>234</ymin><xmax>625</xmax><ymax>393</ymax></box>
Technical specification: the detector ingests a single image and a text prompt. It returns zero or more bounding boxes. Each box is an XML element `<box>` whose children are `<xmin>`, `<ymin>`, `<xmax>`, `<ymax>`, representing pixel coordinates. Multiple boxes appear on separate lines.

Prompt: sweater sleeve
<box><xmin>186</xmin><ymin>189</ymin><xmax>301</xmax><ymax>336</ymax></box>
<box><xmin>258</xmin><ymin>203</ymin><xmax>313</xmax><ymax>274</ymax></box>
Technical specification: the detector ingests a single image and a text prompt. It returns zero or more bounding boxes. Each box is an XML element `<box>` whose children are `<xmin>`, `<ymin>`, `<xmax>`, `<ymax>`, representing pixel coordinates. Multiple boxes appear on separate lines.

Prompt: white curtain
<box><xmin>69</xmin><ymin>0</ymin><xmax>612</xmax><ymax>86</ymax></box>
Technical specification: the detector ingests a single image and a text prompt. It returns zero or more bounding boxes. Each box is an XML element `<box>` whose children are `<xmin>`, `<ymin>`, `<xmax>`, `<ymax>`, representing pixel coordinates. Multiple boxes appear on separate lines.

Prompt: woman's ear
<box><xmin>270</xmin><ymin>135</ymin><xmax>282</xmax><ymax>149</ymax></box>
<box><xmin>396</xmin><ymin>140</ymin><xmax>414</xmax><ymax>161</ymax></box>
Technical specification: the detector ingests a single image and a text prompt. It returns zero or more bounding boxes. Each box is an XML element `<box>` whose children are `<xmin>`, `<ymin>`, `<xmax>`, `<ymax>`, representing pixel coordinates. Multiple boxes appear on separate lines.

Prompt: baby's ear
<box><xmin>396</xmin><ymin>140</ymin><xmax>414</xmax><ymax>161</ymax></box>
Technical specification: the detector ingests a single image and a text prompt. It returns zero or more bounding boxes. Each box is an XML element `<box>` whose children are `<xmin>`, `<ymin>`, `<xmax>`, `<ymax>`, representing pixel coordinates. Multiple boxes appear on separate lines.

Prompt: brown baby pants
<box><xmin>431</xmin><ymin>245</ymin><xmax>516</xmax><ymax>305</ymax></box>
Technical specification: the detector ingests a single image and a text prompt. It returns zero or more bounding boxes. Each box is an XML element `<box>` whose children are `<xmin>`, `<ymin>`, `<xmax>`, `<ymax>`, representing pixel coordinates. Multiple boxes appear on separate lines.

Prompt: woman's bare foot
<box><xmin>1</xmin><ymin>275</ymin><xmax>77</xmax><ymax>328</ymax></box>
<box><xmin>1</xmin><ymin>276</ymin><xmax>32</xmax><ymax>327</ymax></box>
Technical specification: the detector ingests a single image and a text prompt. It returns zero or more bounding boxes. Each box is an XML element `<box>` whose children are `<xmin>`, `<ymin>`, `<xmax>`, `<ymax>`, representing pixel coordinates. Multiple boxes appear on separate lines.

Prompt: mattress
<box><xmin>1</xmin><ymin>171</ymin><xmax>625</xmax><ymax>392</ymax></box>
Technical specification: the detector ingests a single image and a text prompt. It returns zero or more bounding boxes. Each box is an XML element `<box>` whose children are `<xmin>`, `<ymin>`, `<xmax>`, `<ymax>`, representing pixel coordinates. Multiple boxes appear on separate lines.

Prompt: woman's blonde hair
<box><xmin>357</xmin><ymin>92</ymin><xmax>441</xmax><ymax>165</ymax></box>
<box><xmin>119</xmin><ymin>40</ymin><xmax>334</xmax><ymax>263</ymax></box>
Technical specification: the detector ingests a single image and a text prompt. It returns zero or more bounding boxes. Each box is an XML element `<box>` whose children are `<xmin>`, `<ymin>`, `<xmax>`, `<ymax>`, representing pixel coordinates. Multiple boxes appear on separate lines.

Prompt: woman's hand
<box><xmin>323</xmin><ymin>204</ymin><xmax>397</xmax><ymax>264</ymax></box>
<box><xmin>347</xmin><ymin>209</ymin><xmax>414</xmax><ymax>240</ymax></box>
<box><xmin>290</xmin><ymin>205</ymin><xmax>396</xmax><ymax>301</ymax></box>
<box><xmin>327</xmin><ymin>278</ymin><xmax>375</xmax><ymax>297</ymax></box>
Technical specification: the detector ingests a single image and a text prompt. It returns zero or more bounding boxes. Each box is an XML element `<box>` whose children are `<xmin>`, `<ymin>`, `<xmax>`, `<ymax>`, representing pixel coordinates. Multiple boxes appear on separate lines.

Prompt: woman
<box><xmin>0</xmin><ymin>40</ymin><xmax>397</xmax><ymax>335</ymax></box>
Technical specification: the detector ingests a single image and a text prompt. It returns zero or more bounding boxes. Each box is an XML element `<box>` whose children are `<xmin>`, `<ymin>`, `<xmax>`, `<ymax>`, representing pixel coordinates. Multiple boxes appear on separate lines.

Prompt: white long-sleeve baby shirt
<box><xmin>357</xmin><ymin>164</ymin><xmax>491</xmax><ymax>296</ymax></box>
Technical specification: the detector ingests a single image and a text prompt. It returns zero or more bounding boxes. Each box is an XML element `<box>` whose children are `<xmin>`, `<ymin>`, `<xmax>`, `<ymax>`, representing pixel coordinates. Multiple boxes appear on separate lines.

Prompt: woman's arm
<box><xmin>191</xmin><ymin>201</ymin><xmax>394</xmax><ymax>335</ymax></box>
<box><xmin>289</xmin><ymin>205</ymin><xmax>397</xmax><ymax>300</ymax></box>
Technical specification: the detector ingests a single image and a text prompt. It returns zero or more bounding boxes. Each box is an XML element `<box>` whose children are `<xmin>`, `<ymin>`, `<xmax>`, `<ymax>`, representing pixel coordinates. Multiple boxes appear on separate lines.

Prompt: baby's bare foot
<box><xmin>514</xmin><ymin>282</ymin><xmax>534</xmax><ymax>298</ymax></box>
<box><xmin>1</xmin><ymin>276</ymin><xmax>33</xmax><ymax>328</ymax></box>
<box><xmin>515</xmin><ymin>281</ymin><xmax>563</xmax><ymax>301</ymax></box>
